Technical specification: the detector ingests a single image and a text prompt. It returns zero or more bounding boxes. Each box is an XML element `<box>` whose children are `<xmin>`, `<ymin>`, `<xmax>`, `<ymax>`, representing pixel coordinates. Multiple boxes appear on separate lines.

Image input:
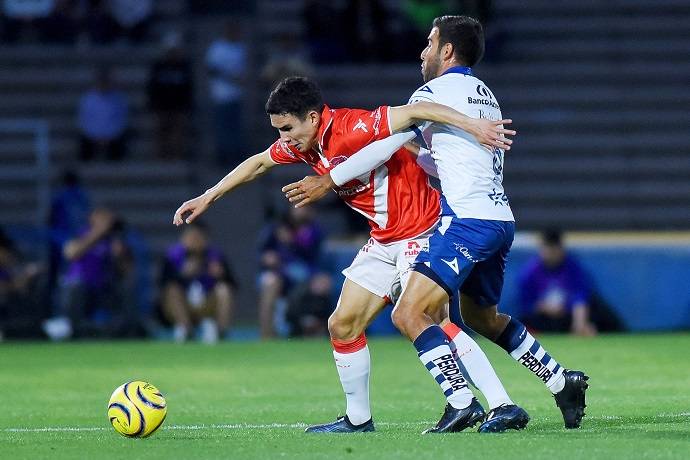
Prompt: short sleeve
<box><xmin>339</xmin><ymin>106</ymin><xmax>392</xmax><ymax>145</ymax></box>
<box><xmin>268</xmin><ymin>139</ymin><xmax>302</xmax><ymax>164</ymax></box>
<box><xmin>408</xmin><ymin>83</ymin><xmax>438</xmax><ymax>105</ymax></box>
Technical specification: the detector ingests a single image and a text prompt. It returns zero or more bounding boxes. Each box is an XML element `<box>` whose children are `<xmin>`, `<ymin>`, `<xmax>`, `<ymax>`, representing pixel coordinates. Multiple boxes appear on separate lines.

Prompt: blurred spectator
<box><xmin>303</xmin><ymin>0</ymin><xmax>347</xmax><ymax>63</ymax></box>
<box><xmin>0</xmin><ymin>226</ymin><xmax>43</xmax><ymax>340</ymax></box>
<box><xmin>257</xmin><ymin>206</ymin><xmax>323</xmax><ymax>339</ymax></box>
<box><xmin>260</xmin><ymin>32</ymin><xmax>313</xmax><ymax>89</ymax></box>
<box><xmin>285</xmin><ymin>272</ymin><xmax>333</xmax><ymax>337</ymax></box>
<box><xmin>77</xmin><ymin>67</ymin><xmax>129</xmax><ymax>161</ymax></box>
<box><xmin>47</xmin><ymin>170</ymin><xmax>91</xmax><ymax>312</ymax></box>
<box><xmin>160</xmin><ymin>221</ymin><xmax>236</xmax><ymax>344</ymax></box>
<box><xmin>1</xmin><ymin>0</ymin><xmax>55</xmax><ymax>42</ymax></box>
<box><xmin>44</xmin><ymin>208</ymin><xmax>140</xmax><ymax>339</ymax></box>
<box><xmin>206</xmin><ymin>20</ymin><xmax>247</xmax><ymax>167</ymax></box>
<box><xmin>107</xmin><ymin>0</ymin><xmax>152</xmax><ymax>42</ymax></box>
<box><xmin>518</xmin><ymin>229</ymin><xmax>624</xmax><ymax>336</ymax></box>
<box><xmin>147</xmin><ymin>33</ymin><xmax>194</xmax><ymax>160</ymax></box>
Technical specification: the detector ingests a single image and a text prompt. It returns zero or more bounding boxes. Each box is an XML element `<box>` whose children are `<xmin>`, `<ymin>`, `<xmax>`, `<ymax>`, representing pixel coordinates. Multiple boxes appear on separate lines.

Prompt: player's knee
<box><xmin>463</xmin><ymin>305</ymin><xmax>505</xmax><ymax>339</ymax></box>
<box><xmin>327</xmin><ymin>310</ymin><xmax>360</xmax><ymax>340</ymax></box>
<box><xmin>391</xmin><ymin>300</ymin><xmax>414</xmax><ymax>335</ymax></box>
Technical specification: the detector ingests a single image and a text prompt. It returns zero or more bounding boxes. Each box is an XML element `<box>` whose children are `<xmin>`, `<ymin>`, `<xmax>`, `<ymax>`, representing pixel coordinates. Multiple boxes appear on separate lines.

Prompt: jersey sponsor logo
<box><xmin>353</xmin><ymin>118</ymin><xmax>369</xmax><ymax>133</ymax></box>
<box><xmin>467</xmin><ymin>96</ymin><xmax>500</xmax><ymax>109</ymax></box>
<box><xmin>404</xmin><ymin>240</ymin><xmax>421</xmax><ymax>258</ymax></box>
<box><xmin>453</xmin><ymin>243</ymin><xmax>479</xmax><ymax>263</ymax></box>
<box><xmin>441</xmin><ymin>257</ymin><xmax>460</xmax><ymax>274</ymax></box>
<box><xmin>476</xmin><ymin>84</ymin><xmax>495</xmax><ymax>100</ymax></box>
<box><xmin>492</xmin><ymin>147</ymin><xmax>504</xmax><ymax>176</ymax></box>
<box><xmin>518</xmin><ymin>351</ymin><xmax>554</xmax><ymax>384</ymax></box>
<box><xmin>372</xmin><ymin>108</ymin><xmax>383</xmax><ymax>135</ymax></box>
<box><xmin>336</xmin><ymin>183</ymin><xmax>369</xmax><ymax>197</ymax></box>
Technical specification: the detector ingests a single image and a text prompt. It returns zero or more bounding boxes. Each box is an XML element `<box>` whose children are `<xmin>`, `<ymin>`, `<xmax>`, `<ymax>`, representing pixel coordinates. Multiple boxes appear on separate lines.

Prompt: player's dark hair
<box><xmin>265</xmin><ymin>76</ymin><xmax>324</xmax><ymax>119</ymax></box>
<box><xmin>432</xmin><ymin>15</ymin><xmax>485</xmax><ymax>67</ymax></box>
<box><xmin>541</xmin><ymin>228</ymin><xmax>563</xmax><ymax>247</ymax></box>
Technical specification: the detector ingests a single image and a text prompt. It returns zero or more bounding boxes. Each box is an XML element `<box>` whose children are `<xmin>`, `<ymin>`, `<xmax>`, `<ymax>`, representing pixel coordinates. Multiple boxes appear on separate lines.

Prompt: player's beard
<box><xmin>422</xmin><ymin>52</ymin><xmax>442</xmax><ymax>82</ymax></box>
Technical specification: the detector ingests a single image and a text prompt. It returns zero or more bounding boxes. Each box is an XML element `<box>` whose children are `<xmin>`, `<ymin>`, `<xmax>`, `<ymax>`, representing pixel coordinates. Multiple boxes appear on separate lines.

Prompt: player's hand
<box><xmin>466</xmin><ymin>118</ymin><xmax>515</xmax><ymax>151</ymax></box>
<box><xmin>282</xmin><ymin>174</ymin><xmax>334</xmax><ymax>208</ymax></box>
<box><xmin>173</xmin><ymin>194</ymin><xmax>212</xmax><ymax>226</ymax></box>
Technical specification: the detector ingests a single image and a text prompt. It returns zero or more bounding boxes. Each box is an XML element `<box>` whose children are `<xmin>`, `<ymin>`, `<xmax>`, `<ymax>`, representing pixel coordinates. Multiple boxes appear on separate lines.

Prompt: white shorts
<box><xmin>342</xmin><ymin>230</ymin><xmax>433</xmax><ymax>300</ymax></box>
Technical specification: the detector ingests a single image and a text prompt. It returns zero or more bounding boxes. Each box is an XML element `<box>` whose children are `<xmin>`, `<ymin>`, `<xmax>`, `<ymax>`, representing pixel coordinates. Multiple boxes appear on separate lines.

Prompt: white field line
<box><xmin>1</xmin><ymin>421</ymin><xmax>429</xmax><ymax>433</ymax></box>
<box><xmin>3</xmin><ymin>413</ymin><xmax>688</xmax><ymax>434</ymax></box>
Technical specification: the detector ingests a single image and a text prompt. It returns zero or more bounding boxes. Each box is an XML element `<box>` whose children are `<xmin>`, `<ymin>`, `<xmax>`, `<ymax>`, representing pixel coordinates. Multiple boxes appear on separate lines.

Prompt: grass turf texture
<box><xmin>1</xmin><ymin>334</ymin><xmax>689</xmax><ymax>459</ymax></box>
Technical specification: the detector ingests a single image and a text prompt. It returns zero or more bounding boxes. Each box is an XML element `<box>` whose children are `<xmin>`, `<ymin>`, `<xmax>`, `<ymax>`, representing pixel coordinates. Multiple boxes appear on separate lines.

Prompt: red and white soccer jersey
<box><xmin>269</xmin><ymin>105</ymin><xmax>440</xmax><ymax>244</ymax></box>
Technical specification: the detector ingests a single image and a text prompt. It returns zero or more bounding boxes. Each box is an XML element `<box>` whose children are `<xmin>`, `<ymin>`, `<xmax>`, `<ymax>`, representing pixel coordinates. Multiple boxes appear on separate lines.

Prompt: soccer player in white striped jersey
<box><xmin>286</xmin><ymin>16</ymin><xmax>589</xmax><ymax>432</ymax></box>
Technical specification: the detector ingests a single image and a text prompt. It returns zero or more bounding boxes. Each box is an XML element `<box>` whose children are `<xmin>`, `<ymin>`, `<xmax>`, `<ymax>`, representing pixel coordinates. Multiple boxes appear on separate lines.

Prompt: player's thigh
<box><xmin>342</xmin><ymin>237</ymin><xmax>399</xmax><ymax>300</ymax></box>
<box><xmin>460</xmin><ymin>224</ymin><xmax>513</xmax><ymax>309</ymax></box>
<box><xmin>330</xmin><ymin>278</ymin><xmax>389</xmax><ymax>339</ymax></box>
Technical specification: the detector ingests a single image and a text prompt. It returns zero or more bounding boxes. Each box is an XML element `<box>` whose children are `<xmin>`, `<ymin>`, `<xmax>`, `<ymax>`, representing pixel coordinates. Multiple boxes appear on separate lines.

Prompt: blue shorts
<box><xmin>413</xmin><ymin>217</ymin><xmax>515</xmax><ymax>307</ymax></box>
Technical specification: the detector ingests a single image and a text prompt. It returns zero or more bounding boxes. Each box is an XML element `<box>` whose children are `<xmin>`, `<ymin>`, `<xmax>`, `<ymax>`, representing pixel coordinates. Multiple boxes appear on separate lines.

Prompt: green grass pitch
<box><xmin>1</xmin><ymin>334</ymin><xmax>689</xmax><ymax>459</ymax></box>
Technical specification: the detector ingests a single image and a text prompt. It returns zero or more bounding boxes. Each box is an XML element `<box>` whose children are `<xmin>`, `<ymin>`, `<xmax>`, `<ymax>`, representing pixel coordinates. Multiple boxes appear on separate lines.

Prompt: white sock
<box><xmin>445</xmin><ymin>324</ymin><xmax>513</xmax><ymax>409</ymax></box>
<box><xmin>498</xmin><ymin>320</ymin><xmax>565</xmax><ymax>394</ymax></box>
<box><xmin>332</xmin><ymin>337</ymin><xmax>371</xmax><ymax>426</ymax></box>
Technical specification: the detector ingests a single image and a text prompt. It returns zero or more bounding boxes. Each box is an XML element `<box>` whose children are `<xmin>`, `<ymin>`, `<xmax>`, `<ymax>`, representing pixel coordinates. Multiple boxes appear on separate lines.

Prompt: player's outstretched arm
<box><xmin>283</xmin><ymin>131</ymin><xmax>416</xmax><ymax>208</ymax></box>
<box><xmin>389</xmin><ymin>102</ymin><xmax>515</xmax><ymax>150</ymax></box>
<box><xmin>173</xmin><ymin>150</ymin><xmax>276</xmax><ymax>225</ymax></box>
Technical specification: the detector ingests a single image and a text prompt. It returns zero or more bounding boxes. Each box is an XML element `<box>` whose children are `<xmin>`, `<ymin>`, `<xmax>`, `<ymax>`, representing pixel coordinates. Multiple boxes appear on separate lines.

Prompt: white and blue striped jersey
<box><xmin>408</xmin><ymin>66</ymin><xmax>514</xmax><ymax>222</ymax></box>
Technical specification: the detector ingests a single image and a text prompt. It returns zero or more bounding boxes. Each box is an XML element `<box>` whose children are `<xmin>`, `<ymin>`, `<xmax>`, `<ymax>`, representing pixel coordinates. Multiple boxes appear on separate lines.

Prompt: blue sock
<box><xmin>495</xmin><ymin>318</ymin><xmax>565</xmax><ymax>393</ymax></box>
<box><xmin>414</xmin><ymin>325</ymin><xmax>474</xmax><ymax>408</ymax></box>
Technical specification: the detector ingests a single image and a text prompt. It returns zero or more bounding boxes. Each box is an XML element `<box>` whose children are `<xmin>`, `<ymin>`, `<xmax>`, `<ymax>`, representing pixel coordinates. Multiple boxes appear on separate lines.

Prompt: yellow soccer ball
<box><xmin>108</xmin><ymin>381</ymin><xmax>167</xmax><ymax>438</ymax></box>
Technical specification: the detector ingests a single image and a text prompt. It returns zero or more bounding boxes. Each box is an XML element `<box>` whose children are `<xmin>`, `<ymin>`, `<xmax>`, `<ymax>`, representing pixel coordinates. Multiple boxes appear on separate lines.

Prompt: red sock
<box><xmin>442</xmin><ymin>322</ymin><xmax>462</xmax><ymax>340</ymax></box>
<box><xmin>331</xmin><ymin>333</ymin><xmax>367</xmax><ymax>353</ymax></box>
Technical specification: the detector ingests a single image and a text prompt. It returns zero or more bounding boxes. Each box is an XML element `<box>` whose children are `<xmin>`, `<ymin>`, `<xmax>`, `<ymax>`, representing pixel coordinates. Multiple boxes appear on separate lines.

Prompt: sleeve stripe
<box><xmin>386</xmin><ymin>106</ymin><xmax>392</xmax><ymax>137</ymax></box>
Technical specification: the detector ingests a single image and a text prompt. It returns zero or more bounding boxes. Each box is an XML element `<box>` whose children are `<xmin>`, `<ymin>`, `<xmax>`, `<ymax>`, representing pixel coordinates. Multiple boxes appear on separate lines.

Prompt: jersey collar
<box><xmin>441</xmin><ymin>66</ymin><xmax>473</xmax><ymax>76</ymax></box>
<box><xmin>316</xmin><ymin>104</ymin><xmax>334</xmax><ymax>151</ymax></box>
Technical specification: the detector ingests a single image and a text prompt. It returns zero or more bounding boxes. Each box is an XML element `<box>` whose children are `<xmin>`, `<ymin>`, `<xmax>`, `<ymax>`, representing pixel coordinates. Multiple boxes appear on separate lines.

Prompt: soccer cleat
<box><xmin>554</xmin><ymin>370</ymin><xmax>589</xmax><ymax>429</ymax></box>
<box><xmin>478</xmin><ymin>404</ymin><xmax>530</xmax><ymax>433</ymax></box>
<box><xmin>423</xmin><ymin>398</ymin><xmax>486</xmax><ymax>434</ymax></box>
<box><xmin>305</xmin><ymin>415</ymin><xmax>375</xmax><ymax>433</ymax></box>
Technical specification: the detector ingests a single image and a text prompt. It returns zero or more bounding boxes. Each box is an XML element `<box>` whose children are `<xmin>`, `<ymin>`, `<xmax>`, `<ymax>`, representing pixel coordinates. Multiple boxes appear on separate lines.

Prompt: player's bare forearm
<box><xmin>206</xmin><ymin>151</ymin><xmax>274</xmax><ymax>201</ymax></box>
<box><xmin>173</xmin><ymin>150</ymin><xmax>275</xmax><ymax>225</ymax></box>
<box><xmin>389</xmin><ymin>102</ymin><xmax>515</xmax><ymax>150</ymax></box>
<box><xmin>282</xmin><ymin>174</ymin><xmax>334</xmax><ymax>208</ymax></box>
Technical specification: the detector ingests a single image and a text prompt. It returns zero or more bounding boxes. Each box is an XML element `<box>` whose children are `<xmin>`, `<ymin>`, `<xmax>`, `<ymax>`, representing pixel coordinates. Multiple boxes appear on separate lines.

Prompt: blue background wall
<box><xmin>326</xmin><ymin>243</ymin><xmax>690</xmax><ymax>333</ymax></box>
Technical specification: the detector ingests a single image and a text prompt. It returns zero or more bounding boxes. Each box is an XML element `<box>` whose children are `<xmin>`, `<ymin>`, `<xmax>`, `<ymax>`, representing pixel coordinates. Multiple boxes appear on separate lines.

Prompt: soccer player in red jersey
<box><xmin>173</xmin><ymin>77</ymin><xmax>524</xmax><ymax>433</ymax></box>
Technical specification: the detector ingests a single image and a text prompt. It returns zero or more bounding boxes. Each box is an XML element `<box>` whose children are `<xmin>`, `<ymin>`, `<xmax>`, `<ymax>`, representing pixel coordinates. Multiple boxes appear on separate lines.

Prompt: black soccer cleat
<box><xmin>478</xmin><ymin>404</ymin><xmax>530</xmax><ymax>433</ymax></box>
<box><xmin>423</xmin><ymin>398</ymin><xmax>486</xmax><ymax>434</ymax></box>
<box><xmin>305</xmin><ymin>415</ymin><xmax>375</xmax><ymax>433</ymax></box>
<box><xmin>554</xmin><ymin>369</ymin><xmax>589</xmax><ymax>429</ymax></box>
